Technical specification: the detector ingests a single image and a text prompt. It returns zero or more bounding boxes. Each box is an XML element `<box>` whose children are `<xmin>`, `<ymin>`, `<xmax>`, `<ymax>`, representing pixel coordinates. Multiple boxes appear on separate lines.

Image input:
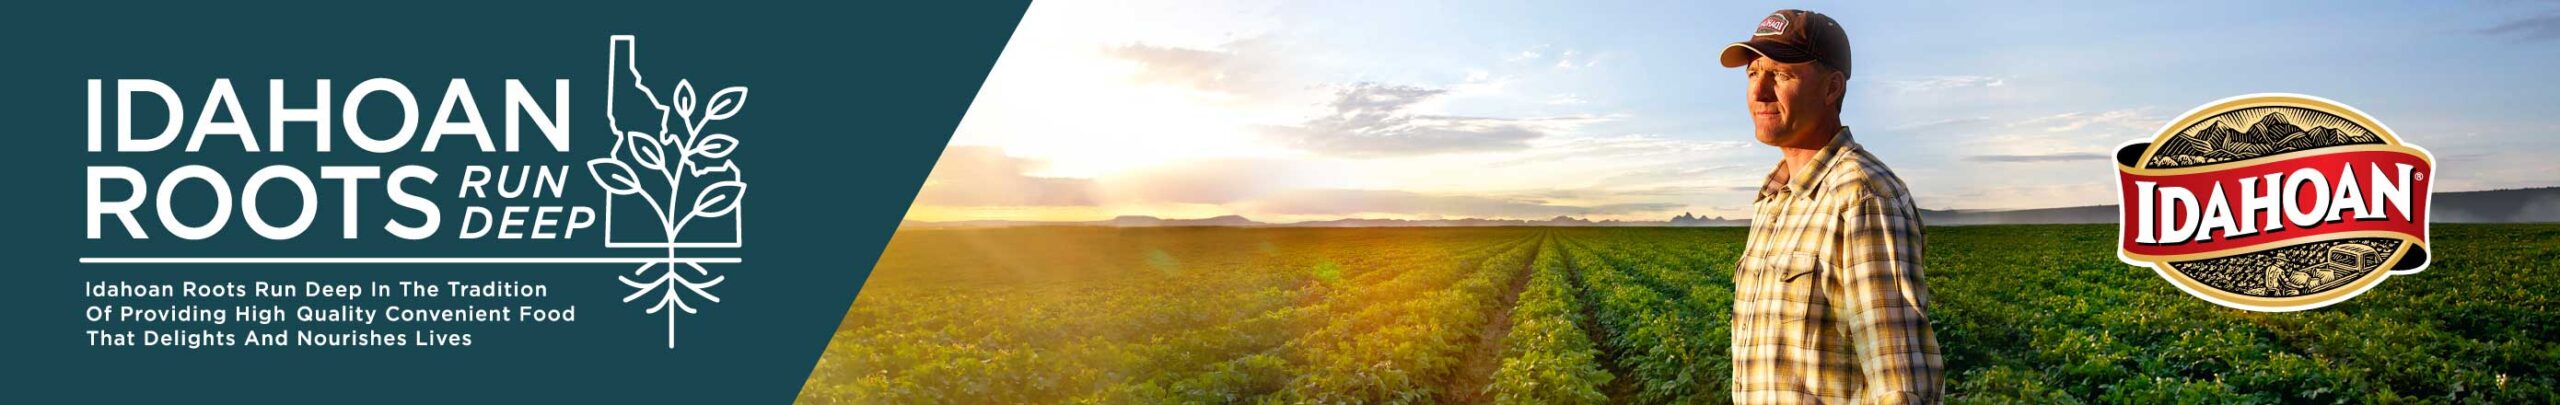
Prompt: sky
<box><xmin>905</xmin><ymin>0</ymin><xmax>2560</xmax><ymax>223</ymax></box>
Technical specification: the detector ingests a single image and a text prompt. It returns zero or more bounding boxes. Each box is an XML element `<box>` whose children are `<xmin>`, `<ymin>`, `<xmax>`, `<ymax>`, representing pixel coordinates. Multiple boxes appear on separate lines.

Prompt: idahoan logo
<box><xmin>2114</xmin><ymin>93</ymin><xmax>2434</xmax><ymax>312</ymax></box>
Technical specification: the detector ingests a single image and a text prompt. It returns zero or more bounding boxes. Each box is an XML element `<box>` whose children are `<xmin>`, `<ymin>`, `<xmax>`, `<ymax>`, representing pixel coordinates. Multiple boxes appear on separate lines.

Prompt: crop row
<box><xmin>1554</xmin><ymin>231</ymin><xmax>1736</xmax><ymax>404</ymax></box>
<box><xmin>1267</xmin><ymin>232</ymin><xmax>1540</xmax><ymax>403</ymax></box>
<box><xmin>1484</xmin><ymin>236</ymin><xmax>1615</xmax><ymax>404</ymax></box>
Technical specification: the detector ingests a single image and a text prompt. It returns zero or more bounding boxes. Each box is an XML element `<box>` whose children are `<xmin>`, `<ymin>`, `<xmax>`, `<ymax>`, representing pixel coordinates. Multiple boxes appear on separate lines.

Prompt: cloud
<box><xmin>1589</xmin><ymin>163</ymin><xmax>1752</xmax><ymax>188</ymax></box>
<box><xmin>917</xmin><ymin>146</ymin><xmax>1327</xmax><ymax>207</ymax></box>
<box><xmin>912</xmin><ymin>146</ymin><xmax>1100</xmax><ymax>206</ymax></box>
<box><xmin>1489</xmin><ymin>134</ymin><xmax>1746</xmax><ymax>167</ymax></box>
<box><xmin>1451</xmin><ymin>69</ymin><xmax>1515</xmax><ymax>96</ymax></box>
<box><xmin>2010</xmin><ymin>108</ymin><xmax>2160</xmax><ymax>132</ymax></box>
<box><xmin>1239</xmin><ymin>188</ymin><xmax>1681</xmax><ymax>219</ymax></box>
<box><xmin>2481</xmin><ymin>13</ymin><xmax>2560</xmax><ymax>42</ymax></box>
<box><xmin>1506</xmin><ymin>45</ymin><xmax>1549</xmax><ymax>62</ymax></box>
<box><xmin>1101</xmin><ymin>39</ymin><xmax>1283</xmax><ymax>95</ymax></box>
<box><xmin>908</xmin><ymin>147</ymin><xmax>1718</xmax><ymax>219</ymax></box>
<box><xmin>1520</xmin><ymin>185</ymin><xmax>1743</xmax><ymax>203</ymax></box>
<box><xmin>1890</xmin><ymin>116</ymin><xmax>1995</xmax><ymax>134</ymax></box>
<box><xmin>1881</xmin><ymin>75</ymin><xmax>2007</xmax><ymax>93</ymax></box>
<box><xmin>1947</xmin><ymin>108</ymin><xmax>2164</xmax><ymax>161</ymax></box>
<box><xmin>1966</xmin><ymin>152</ymin><xmax>2111</xmax><ymax>163</ymax></box>
<box><xmin>1915</xmin><ymin>182</ymin><xmax>2118</xmax><ymax>211</ymax></box>
<box><xmin>1263</xmin><ymin>83</ymin><xmax>1598</xmax><ymax>157</ymax></box>
<box><xmin>1099</xmin><ymin>158</ymin><xmax>1310</xmax><ymax>204</ymax></box>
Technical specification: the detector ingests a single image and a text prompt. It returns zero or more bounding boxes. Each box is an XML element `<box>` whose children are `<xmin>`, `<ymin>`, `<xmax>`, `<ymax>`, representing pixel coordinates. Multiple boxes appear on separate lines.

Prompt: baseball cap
<box><xmin>1719</xmin><ymin>9</ymin><xmax>1851</xmax><ymax>77</ymax></box>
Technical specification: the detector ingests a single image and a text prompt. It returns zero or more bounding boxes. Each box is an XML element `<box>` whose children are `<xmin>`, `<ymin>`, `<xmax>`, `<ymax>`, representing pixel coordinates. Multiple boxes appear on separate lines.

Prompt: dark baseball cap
<box><xmin>1719</xmin><ymin>9</ymin><xmax>1851</xmax><ymax>77</ymax></box>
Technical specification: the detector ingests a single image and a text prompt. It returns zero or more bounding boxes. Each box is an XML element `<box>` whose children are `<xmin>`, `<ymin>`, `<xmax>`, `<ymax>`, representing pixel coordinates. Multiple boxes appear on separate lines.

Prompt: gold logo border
<box><xmin>2111</xmin><ymin>93</ymin><xmax>2436</xmax><ymax>312</ymax></box>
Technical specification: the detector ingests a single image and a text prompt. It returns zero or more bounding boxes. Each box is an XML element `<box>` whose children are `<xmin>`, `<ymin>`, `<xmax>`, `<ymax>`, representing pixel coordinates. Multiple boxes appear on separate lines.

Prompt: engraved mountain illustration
<box><xmin>2145</xmin><ymin>108</ymin><xmax>2383</xmax><ymax>168</ymax></box>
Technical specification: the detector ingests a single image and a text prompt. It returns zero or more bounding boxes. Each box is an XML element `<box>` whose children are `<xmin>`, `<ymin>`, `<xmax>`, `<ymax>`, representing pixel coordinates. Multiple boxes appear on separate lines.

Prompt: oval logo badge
<box><xmin>2114</xmin><ymin>93</ymin><xmax>2435</xmax><ymax>312</ymax></box>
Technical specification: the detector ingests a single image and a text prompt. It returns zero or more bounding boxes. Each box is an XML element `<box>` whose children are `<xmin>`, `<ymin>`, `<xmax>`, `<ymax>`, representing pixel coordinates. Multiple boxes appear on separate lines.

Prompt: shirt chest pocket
<box><xmin>1739</xmin><ymin>250</ymin><xmax>1824</xmax><ymax>283</ymax></box>
<box><xmin>1737</xmin><ymin>250</ymin><xmax>1828</xmax><ymax>328</ymax></box>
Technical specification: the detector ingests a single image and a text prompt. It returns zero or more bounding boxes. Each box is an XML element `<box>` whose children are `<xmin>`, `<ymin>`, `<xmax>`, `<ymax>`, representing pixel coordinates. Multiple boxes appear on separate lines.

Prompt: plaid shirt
<box><xmin>1734</xmin><ymin>128</ymin><xmax>1943</xmax><ymax>404</ymax></box>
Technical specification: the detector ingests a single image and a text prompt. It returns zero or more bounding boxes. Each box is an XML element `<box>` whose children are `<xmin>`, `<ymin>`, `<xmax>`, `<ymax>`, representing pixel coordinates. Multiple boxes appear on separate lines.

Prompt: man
<box><xmin>1717</xmin><ymin>9</ymin><xmax>1943</xmax><ymax>404</ymax></box>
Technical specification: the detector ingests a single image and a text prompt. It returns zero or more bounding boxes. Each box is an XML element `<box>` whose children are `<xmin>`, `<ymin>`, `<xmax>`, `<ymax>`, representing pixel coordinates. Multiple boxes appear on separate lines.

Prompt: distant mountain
<box><xmin>2238</xmin><ymin>112</ymin><xmax>2300</xmax><ymax>145</ymax></box>
<box><xmin>1103</xmin><ymin>215</ymin><xmax>1259</xmax><ymax>227</ymax></box>
<box><xmin>2152</xmin><ymin>126</ymin><xmax>2214</xmax><ymax>158</ymax></box>
<box><xmin>1919</xmin><ymin>205</ymin><xmax>2120</xmax><ymax>226</ymax></box>
<box><xmin>2429</xmin><ymin>188</ymin><xmax>2560</xmax><ymax>223</ymax></box>
<box><xmin>1919</xmin><ymin>187</ymin><xmax>2560</xmax><ymax>225</ymax></box>
<box><xmin>901</xmin><ymin>215</ymin><xmax>1269</xmax><ymax>229</ymax></box>
<box><xmin>1289</xmin><ymin>216</ymin><xmax>1736</xmax><ymax>227</ymax></box>
<box><xmin>1178</xmin><ymin>215</ymin><xmax>1262</xmax><ymax>226</ymax></box>
<box><xmin>898</xmin><ymin>187</ymin><xmax>2560</xmax><ymax>229</ymax></box>
<box><xmin>1670</xmin><ymin>211</ymin><xmax>1750</xmax><ymax>226</ymax></box>
<box><xmin>1288</xmin><ymin>218</ymin><xmax>1539</xmax><ymax>227</ymax></box>
<box><xmin>2146</xmin><ymin>110</ymin><xmax>2383</xmax><ymax>168</ymax></box>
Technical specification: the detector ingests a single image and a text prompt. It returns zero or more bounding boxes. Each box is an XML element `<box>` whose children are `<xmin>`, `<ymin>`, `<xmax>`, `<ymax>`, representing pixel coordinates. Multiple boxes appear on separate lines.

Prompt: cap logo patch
<box><xmin>1755</xmin><ymin>13</ymin><xmax>1788</xmax><ymax>36</ymax></box>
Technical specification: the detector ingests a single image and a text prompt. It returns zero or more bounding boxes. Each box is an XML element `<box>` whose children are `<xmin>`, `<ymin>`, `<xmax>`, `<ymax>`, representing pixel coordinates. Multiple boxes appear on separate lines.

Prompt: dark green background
<box><xmin>1</xmin><ymin>2</ymin><xmax>1024</xmax><ymax>402</ymax></box>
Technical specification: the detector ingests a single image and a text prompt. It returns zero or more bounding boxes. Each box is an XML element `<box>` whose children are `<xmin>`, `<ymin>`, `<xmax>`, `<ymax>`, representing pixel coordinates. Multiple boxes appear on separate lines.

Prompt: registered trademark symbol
<box><xmin>2416</xmin><ymin>172</ymin><xmax>2425</xmax><ymax>181</ymax></box>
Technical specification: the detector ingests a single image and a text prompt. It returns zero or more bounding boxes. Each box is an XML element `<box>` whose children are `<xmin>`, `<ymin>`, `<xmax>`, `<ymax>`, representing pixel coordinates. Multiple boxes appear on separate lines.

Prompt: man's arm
<box><xmin>1835</xmin><ymin>194</ymin><xmax>1943</xmax><ymax>404</ymax></box>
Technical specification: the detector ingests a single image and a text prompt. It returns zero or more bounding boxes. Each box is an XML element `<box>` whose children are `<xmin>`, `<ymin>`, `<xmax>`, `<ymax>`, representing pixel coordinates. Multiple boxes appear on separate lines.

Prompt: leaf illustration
<box><xmin>690</xmin><ymin>180</ymin><xmax>747</xmax><ymax>219</ymax></box>
<box><xmin>696</xmin><ymin>133</ymin><xmax>740</xmax><ymax>158</ymax></box>
<box><xmin>687</xmin><ymin>159</ymin><xmax>733</xmax><ymax>177</ymax></box>
<box><xmin>587</xmin><ymin>158</ymin><xmax>644</xmax><ymax>195</ymax></box>
<box><xmin>673</xmin><ymin>79</ymin><xmax>697</xmax><ymax>120</ymax></box>
<box><xmin>628</xmin><ymin>131</ymin><xmax>666</xmax><ymax>171</ymax></box>
<box><xmin>705</xmin><ymin>86</ymin><xmax>748</xmax><ymax>121</ymax></box>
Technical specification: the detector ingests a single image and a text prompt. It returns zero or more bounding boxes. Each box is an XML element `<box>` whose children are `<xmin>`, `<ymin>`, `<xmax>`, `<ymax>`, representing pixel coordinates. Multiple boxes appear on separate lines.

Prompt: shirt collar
<box><xmin>1755</xmin><ymin>127</ymin><xmax>1856</xmax><ymax>202</ymax></box>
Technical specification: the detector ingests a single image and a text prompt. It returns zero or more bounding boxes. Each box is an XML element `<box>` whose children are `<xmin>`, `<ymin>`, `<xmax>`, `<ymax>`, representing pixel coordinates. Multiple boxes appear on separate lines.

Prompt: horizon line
<box><xmin>903</xmin><ymin>185</ymin><xmax>2560</xmax><ymax>225</ymax></box>
<box><xmin>80</xmin><ymin>257</ymin><xmax>744</xmax><ymax>264</ymax></box>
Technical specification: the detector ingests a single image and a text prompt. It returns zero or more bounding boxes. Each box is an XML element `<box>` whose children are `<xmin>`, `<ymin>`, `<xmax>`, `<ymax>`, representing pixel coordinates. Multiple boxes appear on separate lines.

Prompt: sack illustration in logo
<box><xmin>2114</xmin><ymin>93</ymin><xmax>2433</xmax><ymax>312</ymax></box>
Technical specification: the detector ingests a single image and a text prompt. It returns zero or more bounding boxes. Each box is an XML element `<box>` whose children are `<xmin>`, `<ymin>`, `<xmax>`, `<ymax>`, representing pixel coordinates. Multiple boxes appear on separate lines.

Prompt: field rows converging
<box><xmin>803</xmin><ymin>225</ymin><xmax>2560</xmax><ymax>404</ymax></box>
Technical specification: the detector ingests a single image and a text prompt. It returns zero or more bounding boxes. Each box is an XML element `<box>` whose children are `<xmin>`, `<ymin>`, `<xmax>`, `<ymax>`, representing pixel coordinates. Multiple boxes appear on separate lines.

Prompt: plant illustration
<box><xmin>590</xmin><ymin>35</ymin><xmax>748</xmax><ymax>348</ymax></box>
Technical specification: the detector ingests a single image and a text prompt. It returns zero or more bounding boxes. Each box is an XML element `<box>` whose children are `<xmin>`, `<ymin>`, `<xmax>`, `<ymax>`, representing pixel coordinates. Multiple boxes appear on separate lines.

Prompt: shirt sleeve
<box><xmin>1833</xmin><ymin>194</ymin><xmax>1944</xmax><ymax>404</ymax></box>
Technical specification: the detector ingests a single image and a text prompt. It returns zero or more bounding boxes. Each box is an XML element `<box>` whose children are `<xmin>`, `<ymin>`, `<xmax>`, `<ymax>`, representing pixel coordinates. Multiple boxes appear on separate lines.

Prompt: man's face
<box><xmin>1744</xmin><ymin>57</ymin><xmax>1842</xmax><ymax>148</ymax></box>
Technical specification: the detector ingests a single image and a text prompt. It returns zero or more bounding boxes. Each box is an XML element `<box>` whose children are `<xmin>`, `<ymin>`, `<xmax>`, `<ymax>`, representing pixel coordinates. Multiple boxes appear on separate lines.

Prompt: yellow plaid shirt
<box><xmin>1734</xmin><ymin>128</ymin><xmax>1943</xmax><ymax>404</ymax></box>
